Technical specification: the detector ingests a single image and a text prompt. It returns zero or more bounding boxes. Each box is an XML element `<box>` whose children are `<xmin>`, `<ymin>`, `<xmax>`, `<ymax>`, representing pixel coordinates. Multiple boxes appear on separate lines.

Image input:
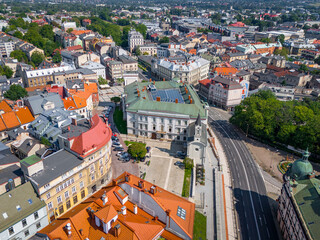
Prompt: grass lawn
<box><xmin>193</xmin><ymin>210</ymin><xmax>207</xmax><ymax>240</ymax></box>
<box><xmin>113</xmin><ymin>107</ymin><xmax>127</xmax><ymax>134</ymax></box>
<box><xmin>182</xmin><ymin>168</ymin><xmax>192</xmax><ymax>197</ymax></box>
<box><xmin>124</xmin><ymin>140</ymin><xmax>146</xmax><ymax>147</ymax></box>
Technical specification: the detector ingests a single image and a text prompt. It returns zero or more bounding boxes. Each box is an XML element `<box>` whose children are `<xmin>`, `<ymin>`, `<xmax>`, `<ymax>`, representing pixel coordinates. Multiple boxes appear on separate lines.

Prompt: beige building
<box><xmin>22</xmin><ymin>115</ymin><xmax>113</xmax><ymax>222</ymax></box>
<box><xmin>117</xmin><ymin>55</ymin><xmax>138</xmax><ymax>72</ymax></box>
<box><xmin>139</xmin><ymin>44</ymin><xmax>157</xmax><ymax>56</ymax></box>
<box><xmin>53</xmin><ymin>68</ymin><xmax>96</xmax><ymax>85</ymax></box>
<box><xmin>107</xmin><ymin>60</ymin><xmax>123</xmax><ymax>80</ymax></box>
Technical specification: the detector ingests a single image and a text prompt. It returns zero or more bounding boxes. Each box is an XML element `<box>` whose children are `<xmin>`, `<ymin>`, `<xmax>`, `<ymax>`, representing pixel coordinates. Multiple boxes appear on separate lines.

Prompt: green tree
<box><xmin>260</xmin><ymin>37</ymin><xmax>271</xmax><ymax>44</ymax></box>
<box><xmin>277</xmin><ymin>34</ymin><xmax>285</xmax><ymax>45</ymax></box>
<box><xmin>135</xmin><ymin>46</ymin><xmax>141</xmax><ymax>56</ymax></box>
<box><xmin>159</xmin><ymin>36</ymin><xmax>170</xmax><ymax>44</ymax></box>
<box><xmin>298</xmin><ymin>64</ymin><xmax>309</xmax><ymax>73</ymax></box>
<box><xmin>98</xmin><ymin>76</ymin><xmax>108</xmax><ymax>85</ymax></box>
<box><xmin>0</xmin><ymin>65</ymin><xmax>13</xmax><ymax>78</ymax></box>
<box><xmin>10</xmin><ymin>50</ymin><xmax>28</xmax><ymax>62</ymax></box>
<box><xmin>4</xmin><ymin>84</ymin><xmax>28</xmax><ymax>100</ymax></box>
<box><xmin>13</xmin><ymin>30</ymin><xmax>23</xmax><ymax>39</ymax></box>
<box><xmin>39</xmin><ymin>25</ymin><xmax>54</xmax><ymax>41</ymax></box>
<box><xmin>31</xmin><ymin>51</ymin><xmax>45</xmax><ymax>67</ymax></box>
<box><xmin>184</xmin><ymin>157</ymin><xmax>194</xmax><ymax>169</ymax></box>
<box><xmin>52</xmin><ymin>51</ymin><xmax>61</xmax><ymax>63</ymax></box>
<box><xmin>111</xmin><ymin>96</ymin><xmax>121</xmax><ymax>104</ymax></box>
<box><xmin>40</xmin><ymin>137</ymin><xmax>51</xmax><ymax>147</ymax></box>
<box><xmin>315</xmin><ymin>57</ymin><xmax>320</xmax><ymax>65</ymax></box>
<box><xmin>135</xmin><ymin>23</ymin><xmax>147</xmax><ymax>38</ymax></box>
<box><xmin>127</xmin><ymin>142</ymin><xmax>147</xmax><ymax>160</ymax></box>
<box><xmin>66</xmin><ymin>28</ymin><xmax>73</xmax><ymax>34</ymax></box>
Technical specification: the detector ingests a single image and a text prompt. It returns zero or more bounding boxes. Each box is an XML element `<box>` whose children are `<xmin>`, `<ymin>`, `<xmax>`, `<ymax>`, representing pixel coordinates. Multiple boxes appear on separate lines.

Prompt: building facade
<box><xmin>128</xmin><ymin>29</ymin><xmax>144</xmax><ymax>53</ymax></box>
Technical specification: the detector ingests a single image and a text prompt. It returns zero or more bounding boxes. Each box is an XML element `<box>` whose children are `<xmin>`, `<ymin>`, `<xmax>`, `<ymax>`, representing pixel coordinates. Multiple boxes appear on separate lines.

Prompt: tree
<box><xmin>127</xmin><ymin>142</ymin><xmax>147</xmax><ymax>160</ymax></box>
<box><xmin>277</xmin><ymin>34</ymin><xmax>285</xmax><ymax>45</ymax></box>
<box><xmin>298</xmin><ymin>64</ymin><xmax>309</xmax><ymax>73</ymax></box>
<box><xmin>315</xmin><ymin>57</ymin><xmax>320</xmax><ymax>65</ymax></box>
<box><xmin>13</xmin><ymin>30</ymin><xmax>23</xmax><ymax>39</ymax></box>
<box><xmin>40</xmin><ymin>25</ymin><xmax>54</xmax><ymax>41</ymax></box>
<box><xmin>111</xmin><ymin>96</ymin><xmax>121</xmax><ymax>104</ymax></box>
<box><xmin>52</xmin><ymin>51</ymin><xmax>61</xmax><ymax>63</ymax></box>
<box><xmin>159</xmin><ymin>36</ymin><xmax>170</xmax><ymax>44</ymax></box>
<box><xmin>0</xmin><ymin>65</ymin><xmax>13</xmax><ymax>78</ymax></box>
<box><xmin>40</xmin><ymin>137</ymin><xmax>51</xmax><ymax>147</ymax></box>
<box><xmin>135</xmin><ymin>24</ymin><xmax>147</xmax><ymax>38</ymax></box>
<box><xmin>98</xmin><ymin>76</ymin><xmax>108</xmax><ymax>85</ymax></box>
<box><xmin>260</xmin><ymin>38</ymin><xmax>271</xmax><ymax>44</ymax></box>
<box><xmin>135</xmin><ymin>46</ymin><xmax>141</xmax><ymax>56</ymax></box>
<box><xmin>31</xmin><ymin>51</ymin><xmax>45</xmax><ymax>67</ymax></box>
<box><xmin>10</xmin><ymin>50</ymin><xmax>28</xmax><ymax>62</ymax></box>
<box><xmin>184</xmin><ymin>157</ymin><xmax>194</xmax><ymax>169</ymax></box>
<box><xmin>117</xmin><ymin>78</ymin><xmax>124</xmax><ymax>85</ymax></box>
<box><xmin>4</xmin><ymin>84</ymin><xmax>28</xmax><ymax>100</ymax></box>
<box><xmin>66</xmin><ymin>28</ymin><xmax>73</xmax><ymax>34</ymax></box>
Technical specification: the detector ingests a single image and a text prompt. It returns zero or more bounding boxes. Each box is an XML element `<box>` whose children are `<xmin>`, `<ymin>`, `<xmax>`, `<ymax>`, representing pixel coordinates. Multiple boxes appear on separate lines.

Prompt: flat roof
<box><xmin>20</xmin><ymin>155</ymin><xmax>42</xmax><ymax>167</ymax></box>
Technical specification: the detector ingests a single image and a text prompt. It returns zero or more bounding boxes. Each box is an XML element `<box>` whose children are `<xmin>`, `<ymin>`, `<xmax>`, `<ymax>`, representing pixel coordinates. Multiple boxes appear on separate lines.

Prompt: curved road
<box><xmin>208</xmin><ymin>107</ymin><xmax>278</xmax><ymax>240</ymax></box>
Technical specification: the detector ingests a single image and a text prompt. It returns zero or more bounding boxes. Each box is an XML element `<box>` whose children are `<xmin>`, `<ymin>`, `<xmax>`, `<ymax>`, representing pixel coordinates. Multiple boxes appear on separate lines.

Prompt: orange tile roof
<box><xmin>71</xmin><ymin>30</ymin><xmax>92</xmax><ymax>36</ymax></box>
<box><xmin>188</xmin><ymin>49</ymin><xmax>197</xmax><ymax>55</ymax></box>
<box><xmin>15</xmin><ymin>107</ymin><xmax>35</xmax><ymax>125</ymax></box>
<box><xmin>0</xmin><ymin>100</ymin><xmax>12</xmax><ymax>113</ymax></box>
<box><xmin>69</xmin><ymin>89</ymin><xmax>92</xmax><ymax>101</ymax></box>
<box><xmin>38</xmin><ymin>172</ymin><xmax>195</xmax><ymax>240</ymax></box>
<box><xmin>214</xmin><ymin>67</ymin><xmax>239</xmax><ymax>76</ymax></box>
<box><xmin>0</xmin><ymin>117</ymin><xmax>6</xmax><ymax>131</ymax></box>
<box><xmin>84</xmin><ymin>82</ymin><xmax>98</xmax><ymax>94</ymax></box>
<box><xmin>63</xmin><ymin>97</ymin><xmax>77</xmax><ymax>110</ymax></box>
<box><xmin>1</xmin><ymin>111</ymin><xmax>20</xmax><ymax>129</ymax></box>
<box><xmin>25</xmin><ymin>85</ymin><xmax>51</xmax><ymax>92</ymax></box>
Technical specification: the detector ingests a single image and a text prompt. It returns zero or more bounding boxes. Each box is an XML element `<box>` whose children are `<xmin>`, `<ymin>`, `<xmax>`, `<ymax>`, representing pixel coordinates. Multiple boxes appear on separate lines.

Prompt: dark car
<box><xmin>174</xmin><ymin>161</ymin><xmax>184</xmax><ymax>166</ymax></box>
<box><xmin>114</xmin><ymin>147</ymin><xmax>124</xmax><ymax>151</ymax></box>
<box><xmin>146</xmin><ymin>146</ymin><xmax>151</xmax><ymax>153</ymax></box>
<box><xmin>140</xmin><ymin>157</ymin><xmax>146</xmax><ymax>162</ymax></box>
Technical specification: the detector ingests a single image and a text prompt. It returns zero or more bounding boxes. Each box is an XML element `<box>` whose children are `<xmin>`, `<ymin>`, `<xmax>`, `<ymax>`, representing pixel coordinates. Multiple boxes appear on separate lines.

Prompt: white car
<box><xmin>116</xmin><ymin>152</ymin><xmax>123</xmax><ymax>156</ymax></box>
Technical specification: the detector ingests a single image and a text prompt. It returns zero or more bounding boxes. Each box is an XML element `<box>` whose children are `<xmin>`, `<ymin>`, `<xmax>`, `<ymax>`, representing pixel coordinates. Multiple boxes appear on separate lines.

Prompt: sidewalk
<box><xmin>210</xmin><ymin>128</ymin><xmax>237</xmax><ymax>240</ymax></box>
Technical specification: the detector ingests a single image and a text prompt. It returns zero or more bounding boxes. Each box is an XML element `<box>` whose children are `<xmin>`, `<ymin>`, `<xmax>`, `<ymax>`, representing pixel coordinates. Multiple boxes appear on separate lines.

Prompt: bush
<box><xmin>127</xmin><ymin>142</ymin><xmax>147</xmax><ymax>160</ymax></box>
<box><xmin>184</xmin><ymin>157</ymin><xmax>194</xmax><ymax>169</ymax></box>
<box><xmin>4</xmin><ymin>85</ymin><xmax>28</xmax><ymax>100</ymax></box>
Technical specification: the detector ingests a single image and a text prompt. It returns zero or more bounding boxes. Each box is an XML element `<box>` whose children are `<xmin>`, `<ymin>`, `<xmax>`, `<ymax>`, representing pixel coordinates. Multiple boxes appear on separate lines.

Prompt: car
<box><xmin>116</xmin><ymin>152</ymin><xmax>123</xmax><ymax>157</ymax></box>
<box><xmin>111</xmin><ymin>136</ymin><xmax>118</xmax><ymax>141</ymax></box>
<box><xmin>146</xmin><ymin>146</ymin><xmax>151</xmax><ymax>153</ymax></box>
<box><xmin>174</xmin><ymin>161</ymin><xmax>184</xmax><ymax>166</ymax></box>
<box><xmin>140</xmin><ymin>157</ymin><xmax>146</xmax><ymax>162</ymax></box>
<box><xmin>176</xmin><ymin>151</ymin><xmax>186</xmax><ymax>159</ymax></box>
<box><xmin>112</xmin><ymin>141</ymin><xmax>121</xmax><ymax>146</ymax></box>
<box><xmin>114</xmin><ymin>147</ymin><xmax>124</xmax><ymax>151</ymax></box>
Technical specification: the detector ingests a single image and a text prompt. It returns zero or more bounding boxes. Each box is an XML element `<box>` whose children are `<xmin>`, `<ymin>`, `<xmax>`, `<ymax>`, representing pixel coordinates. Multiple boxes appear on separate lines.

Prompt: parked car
<box><xmin>114</xmin><ymin>147</ymin><xmax>124</xmax><ymax>151</ymax></box>
<box><xmin>146</xmin><ymin>146</ymin><xmax>151</xmax><ymax>153</ymax></box>
<box><xmin>174</xmin><ymin>161</ymin><xmax>184</xmax><ymax>166</ymax></box>
<box><xmin>111</xmin><ymin>136</ymin><xmax>119</xmax><ymax>141</ymax></box>
<box><xmin>140</xmin><ymin>157</ymin><xmax>146</xmax><ymax>162</ymax></box>
<box><xmin>112</xmin><ymin>141</ymin><xmax>121</xmax><ymax>146</ymax></box>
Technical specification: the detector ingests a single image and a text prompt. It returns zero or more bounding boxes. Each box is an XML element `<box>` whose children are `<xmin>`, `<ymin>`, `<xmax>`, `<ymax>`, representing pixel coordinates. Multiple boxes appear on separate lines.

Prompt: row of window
<box><xmin>47</xmin><ymin>190</ymin><xmax>86</xmax><ymax>213</ymax></box>
<box><xmin>8</xmin><ymin>212</ymin><xmax>40</xmax><ymax>236</ymax></box>
<box><xmin>136</xmin><ymin>115</ymin><xmax>188</xmax><ymax>126</ymax></box>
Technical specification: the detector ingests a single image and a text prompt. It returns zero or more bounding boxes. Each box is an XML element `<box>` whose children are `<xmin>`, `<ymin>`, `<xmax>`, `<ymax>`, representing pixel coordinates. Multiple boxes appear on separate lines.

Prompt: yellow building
<box><xmin>21</xmin><ymin>115</ymin><xmax>112</xmax><ymax>222</ymax></box>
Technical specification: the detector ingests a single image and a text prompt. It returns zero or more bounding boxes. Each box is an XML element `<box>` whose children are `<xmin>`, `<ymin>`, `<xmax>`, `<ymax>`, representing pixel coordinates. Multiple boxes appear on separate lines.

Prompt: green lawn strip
<box><xmin>193</xmin><ymin>210</ymin><xmax>207</xmax><ymax>240</ymax></box>
<box><xmin>182</xmin><ymin>168</ymin><xmax>192</xmax><ymax>197</ymax></box>
<box><xmin>113</xmin><ymin>107</ymin><xmax>127</xmax><ymax>134</ymax></box>
<box><xmin>124</xmin><ymin>140</ymin><xmax>146</xmax><ymax>147</ymax></box>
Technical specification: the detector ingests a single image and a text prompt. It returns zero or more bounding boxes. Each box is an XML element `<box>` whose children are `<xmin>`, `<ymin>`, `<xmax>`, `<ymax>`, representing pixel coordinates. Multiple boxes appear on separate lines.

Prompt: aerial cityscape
<box><xmin>0</xmin><ymin>0</ymin><xmax>319</xmax><ymax>239</ymax></box>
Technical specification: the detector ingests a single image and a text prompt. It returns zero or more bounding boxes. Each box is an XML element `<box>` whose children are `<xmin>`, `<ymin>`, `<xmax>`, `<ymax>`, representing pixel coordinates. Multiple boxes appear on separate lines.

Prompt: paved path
<box><xmin>208</xmin><ymin>107</ymin><xmax>279</xmax><ymax>240</ymax></box>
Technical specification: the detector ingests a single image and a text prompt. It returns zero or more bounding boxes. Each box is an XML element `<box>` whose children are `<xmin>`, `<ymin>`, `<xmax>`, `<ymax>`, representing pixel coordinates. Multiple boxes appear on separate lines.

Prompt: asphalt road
<box><xmin>208</xmin><ymin>107</ymin><xmax>278</xmax><ymax>240</ymax></box>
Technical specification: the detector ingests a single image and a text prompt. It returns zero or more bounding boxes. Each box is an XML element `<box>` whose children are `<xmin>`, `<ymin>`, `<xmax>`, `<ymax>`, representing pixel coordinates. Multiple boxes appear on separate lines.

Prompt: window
<box><xmin>57</xmin><ymin>196</ymin><xmax>62</xmax><ymax>204</ymax></box>
<box><xmin>22</xmin><ymin>219</ymin><xmax>27</xmax><ymax>227</ymax></box>
<box><xmin>73</xmin><ymin>195</ymin><xmax>78</xmax><ymax>204</ymax></box>
<box><xmin>79</xmin><ymin>172</ymin><xmax>83</xmax><ymax>178</ymax></box>
<box><xmin>100</xmin><ymin>167</ymin><xmax>104</xmax><ymax>176</ymax></box>
<box><xmin>24</xmin><ymin>230</ymin><xmax>29</xmax><ymax>237</ymax></box>
<box><xmin>59</xmin><ymin>205</ymin><xmax>64</xmax><ymax>215</ymax></box>
<box><xmin>8</xmin><ymin>227</ymin><xmax>14</xmax><ymax>235</ymax></box>
<box><xmin>65</xmin><ymin>191</ymin><xmax>69</xmax><ymax>199</ymax></box>
<box><xmin>16</xmin><ymin>205</ymin><xmax>21</xmax><ymax>211</ymax></box>
<box><xmin>47</xmin><ymin>202</ymin><xmax>53</xmax><ymax>210</ymax></box>
<box><xmin>72</xmin><ymin>186</ymin><xmax>76</xmax><ymax>194</ymax></box>
<box><xmin>66</xmin><ymin>200</ymin><xmax>71</xmax><ymax>209</ymax></box>
<box><xmin>80</xmin><ymin>181</ymin><xmax>84</xmax><ymax>189</ymax></box>
<box><xmin>178</xmin><ymin>120</ymin><xmax>181</xmax><ymax>125</ymax></box>
<box><xmin>34</xmin><ymin>212</ymin><xmax>39</xmax><ymax>220</ymax></box>
<box><xmin>169</xmin><ymin>119</ymin><xmax>172</xmax><ymax>124</ymax></box>
<box><xmin>46</xmin><ymin>192</ymin><xmax>51</xmax><ymax>199</ymax></box>
<box><xmin>185</xmin><ymin>121</ymin><xmax>188</xmax><ymax>125</ymax></box>
<box><xmin>161</xmin><ymin>118</ymin><xmax>164</xmax><ymax>123</ymax></box>
<box><xmin>36</xmin><ymin>222</ymin><xmax>41</xmax><ymax>229</ymax></box>
<box><xmin>91</xmin><ymin>175</ymin><xmax>95</xmax><ymax>181</ymax></box>
<box><xmin>2</xmin><ymin>212</ymin><xmax>8</xmax><ymax>219</ymax></box>
<box><xmin>81</xmin><ymin>190</ymin><xmax>85</xmax><ymax>199</ymax></box>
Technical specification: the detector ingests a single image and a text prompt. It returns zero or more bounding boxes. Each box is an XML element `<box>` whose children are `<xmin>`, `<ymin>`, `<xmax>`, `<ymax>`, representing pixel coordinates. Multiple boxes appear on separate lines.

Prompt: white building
<box><xmin>0</xmin><ymin>20</ymin><xmax>8</xmax><ymax>31</ymax></box>
<box><xmin>128</xmin><ymin>29</ymin><xmax>144</xmax><ymax>53</ymax></box>
<box><xmin>0</xmin><ymin>39</ymin><xmax>14</xmax><ymax>58</ymax></box>
<box><xmin>0</xmin><ymin>182</ymin><xmax>48</xmax><ymax>240</ymax></box>
<box><xmin>80</xmin><ymin>61</ymin><xmax>106</xmax><ymax>80</ymax></box>
<box><xmin>62</xmin><ymin>22</ymin><xmax>77</xmax><ymax>31</ymax></box>
<box><xmin>152</xmin><ymin>56</ymin><xmax>210</xmax><ymax>83</ymax></box>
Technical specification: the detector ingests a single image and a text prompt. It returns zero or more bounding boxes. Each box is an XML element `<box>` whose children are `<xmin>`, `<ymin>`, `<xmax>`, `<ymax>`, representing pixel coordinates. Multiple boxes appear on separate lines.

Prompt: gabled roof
<box><xmin>1</xmin><ymin>111</ymin><xmax>20</xmax><ymax>129</ymax></box>
<box><xmin>94</xmin><ymin>204</ymin><xmax>118</xmax><ymax>223</ymax></box>
<box><xmin>0</xmin><ymin>100</ymin><xmax>12</xmax><ymax>113</ymax></box>
<box><xmin>15</xmin><ymin>107</ymin><xmax>35</xmax><ymax>125</ymax></box>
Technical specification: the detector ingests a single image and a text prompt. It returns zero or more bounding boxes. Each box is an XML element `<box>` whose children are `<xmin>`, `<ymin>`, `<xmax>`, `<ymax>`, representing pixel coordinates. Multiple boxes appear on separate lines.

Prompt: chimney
<box><xmin>150</xmin><ymin>185</ymin><xmax>157</xmax><ymax>195</ymax></box>
<box><xmin>112</xmin><ymin>179</ymin><xmax>117</xmax><ymax>186</ymax></box>
<box><xmin>72</xmin><ymin>118</ymin><xmax>77</xmax><ymax>126</ymax></box>
<box><xmin>79</xmin><ymin>229</ymin><xmax>84</xmax><ymax>236</ymax></box>
<box><xmin>138</xmin><ymin>92</ymin><xmax>140</xmax><ymax>97</ymax></box>
<box><xmin>188</xmin><ymin>95</ymin><xmax>191</xmax><ymax>100</ymax></box>
<box><xmin>156</xmin><ymin>96</ymin><xmax>161</xmax><ymax>102</ymax></box>
<box><xmin>190</xmin><ymin>99</ymin><xmax>193</xmax><ymax>104</ymax></box>
<box><xmin>125</xmin><ymin>173</ymin><xmax>130</xmax><ymax>182</ymax></box>
<box><xmin>121</xmin><ymin>206</ymin><xmax>127</xmax><ymax>215</ymax></box>
<box><xmin>175</xmin><ymin>98</ymin><xmax>178</xmax><ymax>103</ymax></box>
<box><xmin>101</xmin><ymin>192</ymin><xmax>108</xmax><ymax>205</ymax></box>
<box><xmin>163</xmin><ymin>78</ymin><xmax>165</xmax><ymax>81</ymax></box>
<box><xmin>149</xmin><ymin>78</ymin><xmax>152</xmax><ymax>82</ymax></box>
<box><xmin>138</xmin><ymin>180</ymin><xmax>144</xmax><ymax>189</ymax></box>
<box><xmin>133</xmin><ymin>204</ymin><xmax>138</xmax><ymax>214</ymax></box>
<box><xmin>114</xmin><ymin>224</ymin><xmax>121</xmax><ymax>237</ymax></box>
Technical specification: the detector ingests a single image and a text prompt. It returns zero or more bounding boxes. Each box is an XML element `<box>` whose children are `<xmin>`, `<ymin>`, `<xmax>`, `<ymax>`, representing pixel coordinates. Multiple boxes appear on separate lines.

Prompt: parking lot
<box><xmin>122</xmin><ymin>136</ymin><xmax>186</xmax><ymax>196</ymax></box>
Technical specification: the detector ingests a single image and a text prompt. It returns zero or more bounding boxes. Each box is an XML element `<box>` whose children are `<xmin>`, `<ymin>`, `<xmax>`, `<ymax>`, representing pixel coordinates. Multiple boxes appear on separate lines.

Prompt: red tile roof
<box><xmin>15</xmin><ymin>107</ymin><xmax>35</xmax><ymax>125</ymax></box>
<box><xmin>1</xmin><ymin>111</ymin><xmax>20</xmax><ymax>129</ymax></box>
<box><xmin>66</xmin><ymin>45</ymin><xmax>83</xmax><ymax>51</ymax></box>
<box><xmin>0</xmin><ymin>100</ymin><xmax>12</xmax><ymax>113</ymax></box>
<box><xmin>70</xmin><ymin>114</ymin><xmax>112</xmax><ymax>157</ymax></box>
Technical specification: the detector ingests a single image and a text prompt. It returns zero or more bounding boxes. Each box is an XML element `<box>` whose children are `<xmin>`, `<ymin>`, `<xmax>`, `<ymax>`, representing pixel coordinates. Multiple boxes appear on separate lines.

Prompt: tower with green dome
<box><xmin>285</xmin><ymin>149</ymin><xmax>314</xmax><ymax>180</ymax></box>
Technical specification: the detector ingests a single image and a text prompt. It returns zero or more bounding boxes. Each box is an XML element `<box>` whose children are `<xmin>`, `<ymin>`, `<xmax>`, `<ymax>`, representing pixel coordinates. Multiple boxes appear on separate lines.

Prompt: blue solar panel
<box><xmin>151</xmin><ymin>89</ymin><xmax>184</xmax><ymax>103</ymax></box>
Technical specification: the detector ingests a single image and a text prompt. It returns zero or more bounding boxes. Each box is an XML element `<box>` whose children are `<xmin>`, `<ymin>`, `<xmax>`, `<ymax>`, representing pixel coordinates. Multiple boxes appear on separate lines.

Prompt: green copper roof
<box><xmin>124</xmin><ymin>81</ymin><xmax>207</xmax><ymax>119</ymax></box>
<box><xmin>292</xmin><ymin>178</ymin><xmax>320</xmax><ymax>240</ymax></box>
<box><xmin>286</xmin><ymin>149</ymin><xmax>313</xmax><ymax>180</ymax></box>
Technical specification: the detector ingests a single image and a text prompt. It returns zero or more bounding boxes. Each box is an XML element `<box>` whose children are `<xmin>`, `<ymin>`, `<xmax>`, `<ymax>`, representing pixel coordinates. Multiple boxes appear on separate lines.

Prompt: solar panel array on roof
<box><xmin>151</xmin><ymin>89</ymin><xmax>184</xmax><ymax>103</ymax></box>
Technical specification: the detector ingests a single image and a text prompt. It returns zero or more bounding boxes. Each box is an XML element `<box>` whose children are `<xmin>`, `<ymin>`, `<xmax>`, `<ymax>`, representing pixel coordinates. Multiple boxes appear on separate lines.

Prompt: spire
<box><xmin>195</xmin><ymin>113</ymin><xmax>201</xmax><ymax>126</ymax></box>
<box><xmin>302</xmin><ymin>148</ymin><xmax>310</xmax><ymax>161</ymax></box>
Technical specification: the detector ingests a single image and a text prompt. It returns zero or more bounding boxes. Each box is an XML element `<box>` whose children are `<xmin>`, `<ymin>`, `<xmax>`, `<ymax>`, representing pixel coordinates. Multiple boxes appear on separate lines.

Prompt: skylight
<box><xmin>28</xmin><ymin>199</ymin><xmax>33</xmax><ymax>205</ymax></box>
<box><xmin>16</xmin><ymin>205</ymin><xmax>21</xmax><ymax>211</ymax></box>
<box><xmin>2</xmin><ymin>212</ymin><xmax>8</xmax><ymax>219</ymax></box>
<box><xmin>177</xmin><ymin>206</ymin><xmax>186</xmax><ymax>220</ymax></box>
